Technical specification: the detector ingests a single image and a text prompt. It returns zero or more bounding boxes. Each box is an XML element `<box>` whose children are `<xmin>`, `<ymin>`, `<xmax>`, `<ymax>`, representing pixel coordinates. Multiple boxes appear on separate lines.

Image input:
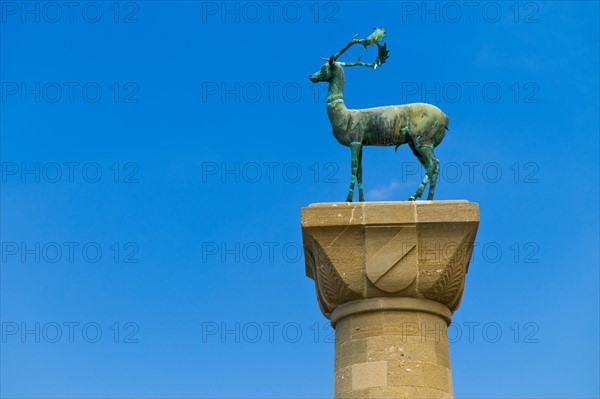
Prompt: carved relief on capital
<box><xmin>303</xmin><ymin>226</ymin><xmax>477</xmax><ymax>317</ymax></box>
<box><xmin>303</xmin><ymin>233</ymin><xmax>360</xmax><ymax>318</ymax></box>
<box><xmin>422</xmin><ymin>231</ymin><xmax>476</xmax><ymax>312</ymax></box>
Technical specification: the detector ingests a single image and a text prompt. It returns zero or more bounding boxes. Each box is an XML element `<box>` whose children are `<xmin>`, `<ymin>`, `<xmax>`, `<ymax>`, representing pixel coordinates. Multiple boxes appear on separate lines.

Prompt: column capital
<box><xmin>302</xmin><ymin>201</ymin><xmax>479</xmax><ymax>320</ymax></box>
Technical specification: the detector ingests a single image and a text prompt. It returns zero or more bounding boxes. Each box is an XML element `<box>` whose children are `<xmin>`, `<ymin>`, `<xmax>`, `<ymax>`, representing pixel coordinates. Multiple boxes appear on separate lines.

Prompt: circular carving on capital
<box><xmin>365</xmin><ymin>225</ymin><xmax>418</xmax><ymax>293</ymax></box>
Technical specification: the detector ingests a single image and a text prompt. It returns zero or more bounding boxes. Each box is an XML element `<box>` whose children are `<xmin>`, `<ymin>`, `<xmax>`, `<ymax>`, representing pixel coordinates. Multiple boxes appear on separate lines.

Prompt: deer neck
<box><xmin>326</xmin><ymin>71</ymin><xmax>351</xmax><ymax>146</ymax></box>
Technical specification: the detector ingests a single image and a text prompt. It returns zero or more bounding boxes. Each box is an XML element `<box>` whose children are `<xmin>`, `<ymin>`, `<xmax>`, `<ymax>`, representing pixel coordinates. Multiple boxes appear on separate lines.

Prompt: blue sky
<box><xmin>0</xmin><ymin>1</ymin><xmax>598</xmax><ymax>398</ymax></box>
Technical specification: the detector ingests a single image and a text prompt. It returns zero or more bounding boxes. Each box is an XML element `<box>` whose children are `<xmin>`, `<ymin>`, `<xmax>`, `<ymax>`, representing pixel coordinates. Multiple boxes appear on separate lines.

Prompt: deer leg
<box><xmin>357</xmin><ymin>146</ymin><xmax>364</xmax><ymax>202</ymax></box>
<box><xmin>408</xmin><ymin>141</ymin><xmax>429</xmax><ymax>201</ymax></box>
<box><xmin>411</xmin><ymin>175</ymin><xmax>429</xmax><ymax>201</ymax></box>
<box><xmin>426</xmin><ymin>149</ymin><xmax>440</xmax><ymax>200</ymax></box>
<box><xmin>415</xmin><ymin>144</ymin><xmax>439</xmax><ymax>200</ymax></box>
<box><xmin>346</xmin><ymin>142</ymin><xmax>361</xmax><ymax>202</ymax></box>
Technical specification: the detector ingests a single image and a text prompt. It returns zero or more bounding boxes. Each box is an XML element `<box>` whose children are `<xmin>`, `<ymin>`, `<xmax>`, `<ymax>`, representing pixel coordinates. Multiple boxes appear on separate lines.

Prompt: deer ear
<box><xmin>328</xmin><ymin>56</ymin><xmax>335</xmax><ymax>67</ymax></box>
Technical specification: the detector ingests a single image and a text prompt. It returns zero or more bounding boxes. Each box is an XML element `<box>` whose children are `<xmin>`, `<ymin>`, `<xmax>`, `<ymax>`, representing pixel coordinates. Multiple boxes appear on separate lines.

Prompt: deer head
<box><xmin>309</xmin><ymin>56</ymin><xmax>338</xmax><ymax>83</ymax></box>
<box><xmin>308</xmin><ymin>27</ymin><xmax>390</xmax><ymax>83</ymax></box>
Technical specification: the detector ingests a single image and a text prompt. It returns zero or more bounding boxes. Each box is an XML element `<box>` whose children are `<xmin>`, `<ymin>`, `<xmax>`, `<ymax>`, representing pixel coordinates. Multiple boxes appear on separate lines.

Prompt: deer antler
<box><xmin>326</xmin><ymin>27</ymin><xmax>390</xmax><ymax>69</ymax></box>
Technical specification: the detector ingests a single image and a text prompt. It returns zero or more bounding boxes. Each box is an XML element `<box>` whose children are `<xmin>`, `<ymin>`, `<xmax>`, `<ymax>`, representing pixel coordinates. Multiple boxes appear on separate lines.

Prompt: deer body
<box><xmin>328</xmin><ymin>101</ymin><xmax>448</xmax><ymax>148</ymax></box>
<box><xmin>310</xmin><ymin>37</ymin><xmax>448</xmax><ymax>202</ymax></box>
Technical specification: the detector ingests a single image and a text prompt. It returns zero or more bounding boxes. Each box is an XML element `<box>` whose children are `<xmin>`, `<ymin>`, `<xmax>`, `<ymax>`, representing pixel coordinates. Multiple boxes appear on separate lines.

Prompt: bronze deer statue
<box><xmin>309</xmin><ymin>28</ymin><xmax>449</xmax><ymax>202</ymax></box>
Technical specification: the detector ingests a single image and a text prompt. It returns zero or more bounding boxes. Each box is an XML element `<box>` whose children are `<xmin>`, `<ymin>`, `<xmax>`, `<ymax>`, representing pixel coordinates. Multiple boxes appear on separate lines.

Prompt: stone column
<box><xmin>301</xmin><ymin>201</ymin><xmax>479</xmax><ymax>399</ymax></box>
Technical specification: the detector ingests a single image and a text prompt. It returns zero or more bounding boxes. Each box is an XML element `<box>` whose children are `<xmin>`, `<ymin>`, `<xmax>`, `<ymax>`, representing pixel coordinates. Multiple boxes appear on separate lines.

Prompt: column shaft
<box><xmin>333</xmin><ymin>302</ymin><xmax>452</xmax><ymax>398</ymax></box>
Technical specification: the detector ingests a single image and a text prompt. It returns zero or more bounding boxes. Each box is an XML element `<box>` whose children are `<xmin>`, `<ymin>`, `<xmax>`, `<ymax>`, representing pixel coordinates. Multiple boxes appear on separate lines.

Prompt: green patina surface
<box><xmin>309</xmin><ymin>28</ymin><xmax>449</xmax><ymax>202</ymax></box>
